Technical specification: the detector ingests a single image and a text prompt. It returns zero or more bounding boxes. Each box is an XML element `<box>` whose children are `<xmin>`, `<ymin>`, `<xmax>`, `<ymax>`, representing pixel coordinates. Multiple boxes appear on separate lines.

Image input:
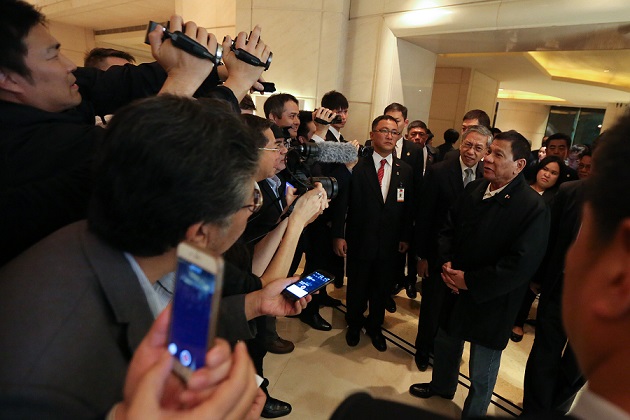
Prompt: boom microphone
<box><xmin>315</xmin><ymin>141</ymin><xmax>358</xmax><ymax>163</ymax></box>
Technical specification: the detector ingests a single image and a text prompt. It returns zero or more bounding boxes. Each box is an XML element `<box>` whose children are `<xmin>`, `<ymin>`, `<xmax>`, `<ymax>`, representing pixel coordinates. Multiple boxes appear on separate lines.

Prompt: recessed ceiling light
<box><xmin>604</xmin><ymin>69</ymin><xmax>610</xmax><ymax>73</ymax></box>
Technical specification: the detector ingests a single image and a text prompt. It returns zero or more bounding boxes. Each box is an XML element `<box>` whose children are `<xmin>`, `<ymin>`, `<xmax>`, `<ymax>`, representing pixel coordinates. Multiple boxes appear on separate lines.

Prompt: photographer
<box><xmin>0</xmin><ymin>1</ymin><xmax>267</xmax><ymax>266</ymax></box>
<box><xmin>0</xmin><ymin>95</ymin><xmax>313</xmax><ymax>419</ymax></box>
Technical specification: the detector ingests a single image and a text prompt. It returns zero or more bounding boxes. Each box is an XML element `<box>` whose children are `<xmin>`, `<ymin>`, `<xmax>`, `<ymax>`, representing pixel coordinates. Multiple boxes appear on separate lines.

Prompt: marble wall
<box><xmin>495</xmin><ymin>101</ymin><xmax>550</xmax><ymax>149</ymax></box>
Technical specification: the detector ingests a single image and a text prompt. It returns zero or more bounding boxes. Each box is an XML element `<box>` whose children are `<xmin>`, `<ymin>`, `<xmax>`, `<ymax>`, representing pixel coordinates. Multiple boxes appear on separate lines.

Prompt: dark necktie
<box><xmin>378</xmin><ymin>159</ymin><xmax>386</xmax><ymax>187</ymax></box>
<box><xmin>340</xmin><ymin>134</ymin><xmax>346</xmax><ymax>143</ymax></box>
<box><xmin>464</xmin><ymin>168</ymin><xmax>474</xmax><ymax>187</ymax></box>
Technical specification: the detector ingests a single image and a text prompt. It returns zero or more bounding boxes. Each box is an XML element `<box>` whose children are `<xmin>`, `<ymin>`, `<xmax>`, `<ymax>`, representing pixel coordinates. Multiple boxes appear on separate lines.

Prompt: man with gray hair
<box><xmin>413</xmin><ymin>125</ymin><xmax>491</xmax><ymax>371</ymax></box>
<box><xmin>410</xmin><ymin>130</ymin><xmax>549</xmax><ymax>418</ymax></box>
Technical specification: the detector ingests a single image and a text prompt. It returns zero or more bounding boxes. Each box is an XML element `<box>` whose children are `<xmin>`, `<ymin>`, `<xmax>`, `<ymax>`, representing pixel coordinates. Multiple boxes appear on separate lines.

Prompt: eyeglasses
<box><xmin>374</xmin><ymin>128</ymin><xmax>401</xmax><ymax>136</ymax></box>
<box><xmin>577</xmin><ymin>164</ymin><xmax>591</xmax><ymax>170</ymax></box>
<box><xmin>461</xmin><ymin>141</ymin><xmax>486</xmax><ymax>154</ymax></box>
<box><xmin>259</xmin><ymin>147</ymin><xmax>281</xmax><ymax>153</ymax></box>
<box><xmin>242</xmin><ymin>182</ymin><xmax>263</xmax><ymax>213</ymax></box>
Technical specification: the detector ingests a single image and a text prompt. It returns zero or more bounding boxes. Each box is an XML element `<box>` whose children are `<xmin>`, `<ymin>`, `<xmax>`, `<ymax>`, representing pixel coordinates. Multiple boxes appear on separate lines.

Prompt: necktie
<box><xmin>378</xmin><ymin>159</ymin><xmax>386</xmax><ymax>187</ymax></box>
<box><xmin>464</xmin><ymin>168</ymin><xmax>474</xmax><ymax>187</ymax></box>
<box><xmin>339</xmin><ymin>134</ymin><xmax>346</xmax><ymax>143</ymax></box>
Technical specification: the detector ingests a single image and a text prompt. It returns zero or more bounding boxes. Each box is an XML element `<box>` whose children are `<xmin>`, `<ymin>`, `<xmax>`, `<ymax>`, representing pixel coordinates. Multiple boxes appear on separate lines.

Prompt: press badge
<box><xmin>397</xmin><ymin>187</ymin><xmax>405</xmax><ymax>202</ymax></box>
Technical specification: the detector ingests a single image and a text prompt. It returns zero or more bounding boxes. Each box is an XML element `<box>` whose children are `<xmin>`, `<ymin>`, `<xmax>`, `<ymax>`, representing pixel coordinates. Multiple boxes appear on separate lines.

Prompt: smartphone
<box><xmin>167</xmin><ymin>243</ymin><xmax>224</xmax><ymax>381</ymax></box>
<box><xmin>282</xmin><ymin>270</ymin><xmax>335</xmax><ymax>301</ymax></box>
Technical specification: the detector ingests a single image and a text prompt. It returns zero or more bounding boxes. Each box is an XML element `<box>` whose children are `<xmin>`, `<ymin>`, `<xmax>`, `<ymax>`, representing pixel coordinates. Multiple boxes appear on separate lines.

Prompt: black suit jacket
<box><xmin>242</xmin><ymin>178</ymin><xmax>285</xmax><ymax>246</ymax></box>
<box><xmin>415</xmin><ymin>157</ymin><xmax>483</xmax><ymax>261</ymax></box>
<box><xmin>438</xmin><ymin>174</ymin><xmax>550</xmax><ymax>349</ymax></box>
<box><xmin>332</xmin><ymin>155</ymin><xmax>414</xmax><ymax>267</ymax></box>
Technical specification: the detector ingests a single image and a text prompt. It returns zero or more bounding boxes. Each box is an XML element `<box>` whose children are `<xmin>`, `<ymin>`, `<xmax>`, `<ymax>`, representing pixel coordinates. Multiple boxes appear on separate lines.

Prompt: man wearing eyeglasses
<box><xmin>332</xmin><ymin>115</ymin><xmax>414</xmax><ymax>352</ymax></box>
<box><xmin>409</xmin><ymin>130</ymin><xmax>549</xmax><ymax>418</ymax></box>
<box><xmin>413</xmin><ymin>125</ymin><xmax>491</xmax><ymax>372</ymax></box>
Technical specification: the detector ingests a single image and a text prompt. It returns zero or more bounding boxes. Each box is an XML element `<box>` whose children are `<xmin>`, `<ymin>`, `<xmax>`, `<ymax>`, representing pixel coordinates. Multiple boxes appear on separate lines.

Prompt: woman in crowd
<box><xmin>511</xmin><ymin>155</ymin><xmax>567</xmax><ymax>342</ymax></box>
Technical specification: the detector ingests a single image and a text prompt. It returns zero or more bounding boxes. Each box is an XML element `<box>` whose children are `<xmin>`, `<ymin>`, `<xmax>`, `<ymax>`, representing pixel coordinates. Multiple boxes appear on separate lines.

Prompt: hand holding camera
<box><xmin>147</xmin><ymin>16</ymin><xmax>219</xmax><ymax>96</ymax></box>
<box><xmin>221</xmin><ymin>26</ymin><xmax>272</xmax><ymax>102</ymax></box>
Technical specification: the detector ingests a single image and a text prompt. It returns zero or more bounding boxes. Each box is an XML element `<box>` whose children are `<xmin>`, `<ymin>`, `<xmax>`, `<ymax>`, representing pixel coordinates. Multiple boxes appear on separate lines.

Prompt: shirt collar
<box><xmin>373</xmin><ymin>152</ymin><xmax>393</xmax><ymax>167</ymax></box>
<box><xmin>459</xmin><ymin>156</ymin><xmax>479</xmax><ymax>175</ymax></box>
<box><xmin>329</xmin><ymin>126</ymin><xmax>341</xmax><ymax>141</ymax></box>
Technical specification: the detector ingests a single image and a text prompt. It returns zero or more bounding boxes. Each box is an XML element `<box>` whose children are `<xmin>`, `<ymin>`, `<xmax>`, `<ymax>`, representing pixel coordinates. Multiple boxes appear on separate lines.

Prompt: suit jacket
<box><xmin>332</xmin><ymin>155</ymin><xmax>414</xmax><ymax>267</ymax></box>
<box><xmin>0</xmin><ymin>221</ymin><xmax>252</xmax><ymax>418</ymax></box>
<box><xmin>415</xmin><ymin>157</ymin><xmax>483</xmax><ymax>262</ymax></box>
<box><xmin>438</xmin><ymin>174</ymin><xmax>550</xmax><ymax>350</ymax></box>
<box><xmin>242</xmin><ymin>178</ymin><xmax>285</xmax><ymax>246</ymax></box>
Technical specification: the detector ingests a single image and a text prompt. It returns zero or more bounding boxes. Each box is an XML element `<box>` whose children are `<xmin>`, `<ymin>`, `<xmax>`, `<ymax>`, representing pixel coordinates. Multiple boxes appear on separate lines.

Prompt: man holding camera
<box><xmin>0</xmin><ymin>1</ymin><xmax>266</xmax><ymax>267</ymax></box>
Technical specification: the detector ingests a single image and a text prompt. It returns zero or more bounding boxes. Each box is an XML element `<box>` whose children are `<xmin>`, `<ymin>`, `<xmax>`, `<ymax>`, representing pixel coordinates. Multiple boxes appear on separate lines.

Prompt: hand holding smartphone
<box><xmin>167</xmin><ymin>243</ymin><xmax>224</xmax><ymax>381</ymax></box>
<box><xmin>282</xmin><ymin>270</ymin><xmax>334</xmax><ymax>301</ymax></box>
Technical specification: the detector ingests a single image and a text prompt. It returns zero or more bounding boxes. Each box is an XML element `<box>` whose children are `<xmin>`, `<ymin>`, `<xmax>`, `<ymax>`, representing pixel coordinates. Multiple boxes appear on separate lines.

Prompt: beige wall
<box><xmin>495</xmin><ymin>101</ymin><xmax>550</xmax><ymax>149</ymax></box>
<box><xmin>49</xmin><ymin>21</ymin><xmax>96</xmax><ymax>67</ymax></box>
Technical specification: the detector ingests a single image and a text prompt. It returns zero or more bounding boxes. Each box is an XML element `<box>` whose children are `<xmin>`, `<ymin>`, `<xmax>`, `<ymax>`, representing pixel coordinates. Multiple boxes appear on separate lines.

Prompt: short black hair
<box><xmin>407</xmin><ymin>120</ymin><xmax>427</xmax><ymax>133</ymax></box>
<box><xmin>444</xmin><ymin>128</ymin><xmax>459</xmax><ymax>144</ymax></box>
<box><xmin>546</xmin><ymin>133</ymin><xmax>571</xmax><ymax>148</ymax></box>
<box><xmin>263</xmin><ymin>93</ymin><xmax>298</xmax><ymax>119</ymax></box>
<box><xmin>239</xmin><ymin>94</ymin><xmax>256</xmax><ymax>112</ymax></box>
<box><xmin>0</xmin><ymin>0</ymin><xmax>46</xmax><ymax>79</ymax></box>
<box><xmin>88</xmin><ymin>96</ymin><xmax>259</xmax><ymax>256</ymax></box>
<box><xmin>321</xmin><ymin>90</ymin><xmax>348</xmax><ymax>111</ymax></box>
<box><xmin>534</xmin><ymin>155</ymin><xmax>567</xmax><ymax>188</ymax></box>
<box><xmin>493</xmin><ymin>130</ymin><xmax>531</xmax><ymax>161</ymax></box>
<box><xmin>297</xmin><ymin>110</ymin><xmax>314</xmax><ymax>139</ymax></box>
<box><xmin>384</xmin><ymin>102</ymin><xmax>407</xmax><ymax>119</ymax></box>
<box><xmin>241</xmin><ymin>114</ymin><xmax>272</xmax><ymax>148</ymax></box>
<box><xmin>371</xmin><ymin>115</ymin><xmax>397</xmax><ymax>131</ymax></box>
<box><xmin>83</xmin><ymin>48</ymin><xmax>135</xmax><ymax>68</ymax></box>
<box><xmin>585</xmin><ymin>112</ymin><xmax>630</xmax><ymax>242</ymax></box>
<box><xmin>462</xmin><ymin>109</ymin><xmax>491</xmax><ymax>129</ymax></box>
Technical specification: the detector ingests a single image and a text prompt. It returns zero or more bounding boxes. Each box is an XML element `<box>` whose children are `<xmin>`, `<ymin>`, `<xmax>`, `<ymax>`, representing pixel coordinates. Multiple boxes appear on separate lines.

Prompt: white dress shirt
<box><xmin>373</xmin><ymin>152</ymin><xmax>393</xmax><ymax>201</ymax></box>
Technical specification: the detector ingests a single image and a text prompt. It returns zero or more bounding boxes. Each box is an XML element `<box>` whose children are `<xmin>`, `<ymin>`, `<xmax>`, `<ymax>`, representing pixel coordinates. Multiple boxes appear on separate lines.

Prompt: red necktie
<box><xmin>378</xmin><ymin>159</ymin><xmax>386</xmax><ymax>187</ymax></box>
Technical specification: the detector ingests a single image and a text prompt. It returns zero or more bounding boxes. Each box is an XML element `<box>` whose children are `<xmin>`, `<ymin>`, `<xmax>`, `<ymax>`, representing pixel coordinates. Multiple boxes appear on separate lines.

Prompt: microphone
<box><xmin>315</xmin><ymin>141</ymin><xmax>358</xmax><ymax>163</ymax></box>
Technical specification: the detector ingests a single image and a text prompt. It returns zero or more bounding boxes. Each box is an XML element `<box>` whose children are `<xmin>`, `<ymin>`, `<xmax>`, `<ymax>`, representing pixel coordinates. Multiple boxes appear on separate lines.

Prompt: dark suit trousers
<box><xmin>346</xmin><ymin>257</ymin><xmax>396</xmax><ymax>333</ymax></box>
<box><xmin>415</xmin><ymin>262</ymin><xmax>447</xmax><ymax>357</ymax></box>
<box><xmin>523</xmin><ymin>283</ymin><xmax>585</xmax><ymax>414</ymax></box>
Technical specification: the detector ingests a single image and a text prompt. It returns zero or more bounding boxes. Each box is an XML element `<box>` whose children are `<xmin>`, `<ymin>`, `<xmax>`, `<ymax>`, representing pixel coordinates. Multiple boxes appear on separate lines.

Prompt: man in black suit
<box><xmin>332</xmin><ymin>115</ymin><xmax>414</xmax><ymax>352</ymax></box>
<box><xmin>306</xmin><ymin>90</ymin><xmax>351</xmax><ymax>291</ymax></box>
<box><xmin>413</xmin><ymin>125</ymin><xmax>491</xmax><ymax>372</ymax></box>
<box><xmin>545</xmin><ymin>133</ymin><xmax>579</xmax><ymax>182</ymax></box>
<box><xmin>521</xmin><ymin>180</ymin><xmax>586</xmax><ymax>415</ymax></box>
<box><xmin>442</xmin><ymin>109</ymin><xmax>492</xmax><ymax>162</ymax></box>
<box><xmin>409</xmin><ymin>130</ymin><xmax>549</xmax><ymax>418</ymax></box>
<box><xmin>383</xmin><ymin>103</ymin><xmax>426</xmax><ymax>304</ymax></box>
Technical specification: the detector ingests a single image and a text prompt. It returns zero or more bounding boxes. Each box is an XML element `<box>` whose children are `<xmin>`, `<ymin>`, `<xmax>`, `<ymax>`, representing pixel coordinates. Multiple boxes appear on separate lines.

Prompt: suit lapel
<box><xmin>81</xmin><ymin>225</ymin><xmax>154</xmax><ymax>354</ymax></box>
<box><xmin>361</xmin><ymin>158</ymin><xmax>385</xmax><ymax>204</ymax></box>
<box><xmin>448</xmin><ymin>158</ymin><xmax>465</xmax><ymax>192</ymax></box>
<box><xmin>259</xmin><ymin>179</ymin><xmax>283</xmax><ymax>214</ymax></box>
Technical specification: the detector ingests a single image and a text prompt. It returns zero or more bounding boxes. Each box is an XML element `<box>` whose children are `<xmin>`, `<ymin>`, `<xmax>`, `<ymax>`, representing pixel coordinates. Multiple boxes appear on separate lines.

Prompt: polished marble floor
<box><xmin>264</xmin><ymin>280</ymin><xmax>538</xmax><ymax>419</ymax></box>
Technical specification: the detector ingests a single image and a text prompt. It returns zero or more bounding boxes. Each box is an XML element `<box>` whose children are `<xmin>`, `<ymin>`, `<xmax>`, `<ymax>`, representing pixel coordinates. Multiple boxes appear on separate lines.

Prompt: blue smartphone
<box><xmin>167</xmin><ymin>243</ymin><xmax>223</xmax><ymax>381</ymax></box>
<box><xmin>282</xmin><ymin>270</ymin><xmax>335</xmax><ymax>301</ymax></box>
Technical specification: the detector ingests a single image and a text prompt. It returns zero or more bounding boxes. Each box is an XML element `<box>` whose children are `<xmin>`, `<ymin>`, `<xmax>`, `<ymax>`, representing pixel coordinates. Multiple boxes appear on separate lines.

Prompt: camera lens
<box><xmin>310</xmin><ymin>176</ymin><xmax>338</xmax><ymax>200</ymax></box>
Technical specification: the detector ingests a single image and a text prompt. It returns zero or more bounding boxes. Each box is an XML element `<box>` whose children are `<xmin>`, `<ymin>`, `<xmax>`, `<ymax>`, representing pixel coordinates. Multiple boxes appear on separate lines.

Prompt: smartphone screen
<box><xmin>167</xmin><ymin>258</ymin><xmax>217</xmax><ymax>372</ymax></box>
<box><xmin>283</xmin><ymin>271</ymin><xmax>334</xmax><ymax>300</ymax></box>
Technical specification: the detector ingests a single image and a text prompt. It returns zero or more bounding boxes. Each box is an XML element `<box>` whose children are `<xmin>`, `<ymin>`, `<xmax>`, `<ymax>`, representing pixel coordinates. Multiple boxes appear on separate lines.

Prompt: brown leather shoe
<box><xmin>265</xmin><ymin>336</ymin><xmax>295</xmax><ymax>354</ymax></box>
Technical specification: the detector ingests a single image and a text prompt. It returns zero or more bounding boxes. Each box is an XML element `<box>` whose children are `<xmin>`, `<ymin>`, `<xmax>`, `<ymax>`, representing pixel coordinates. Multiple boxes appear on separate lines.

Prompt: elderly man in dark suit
<box><xmin>409</xmin><ymin>130</ymin><xmax>549</xmax><ymax>418</ymax></box>
<box><xmin>413</xmin><ymin>125</ymin><xmax>491</xmax><ymax>372</ymax></box>
<box><xmin>332</xmin><ymin>115</ymin><xmax>414</xmax><ymax>352</ymax></box>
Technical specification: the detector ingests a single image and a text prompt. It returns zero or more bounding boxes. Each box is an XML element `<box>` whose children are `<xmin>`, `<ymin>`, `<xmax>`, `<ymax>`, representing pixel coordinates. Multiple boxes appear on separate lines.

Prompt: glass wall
<box><xmin>545</xmin><ymin>106</ymin><xmax>605</xmax><ymax>146</ymax></box>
